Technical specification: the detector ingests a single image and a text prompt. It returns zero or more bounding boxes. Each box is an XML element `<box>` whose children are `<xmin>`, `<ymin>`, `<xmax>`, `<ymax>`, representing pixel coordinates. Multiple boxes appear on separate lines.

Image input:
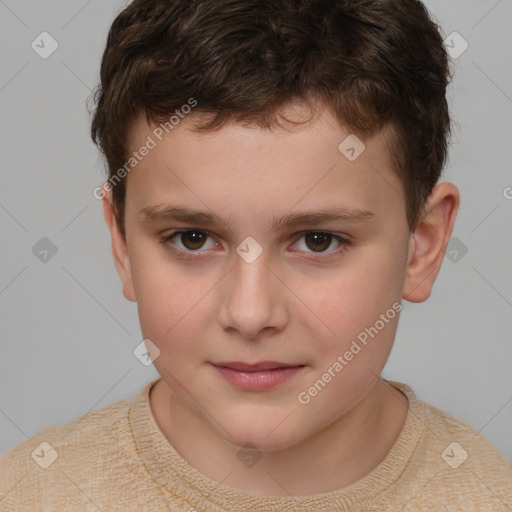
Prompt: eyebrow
<box><xmin>139</xmin><ymin>204</ymin><xmax>375</xmax><ymax>232</ymax></box>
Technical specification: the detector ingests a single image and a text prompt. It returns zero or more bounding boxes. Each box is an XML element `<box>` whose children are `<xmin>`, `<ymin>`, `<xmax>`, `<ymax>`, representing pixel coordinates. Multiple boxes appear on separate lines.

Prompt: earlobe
<box><xmin>402</xmin><ymin>182</ymin><xmax>460</xmax><ymax>303</ymax></box>
<box><xmin>101</xmin><ymin>185</ymin><xmax>137</xmax><ymax>302</ymax></box>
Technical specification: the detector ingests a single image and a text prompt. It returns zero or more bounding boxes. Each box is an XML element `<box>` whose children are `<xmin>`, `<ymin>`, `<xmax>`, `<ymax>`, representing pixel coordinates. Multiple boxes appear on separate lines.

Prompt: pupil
<box><xmin>183</xmin><ymin>231</ymin><xmax>205</xmax><ymax>250</ymax></box>
<box><xmin>307</xmin><ymin>233</ymin><xmax>330</xmax><ymax>252</ymax></box>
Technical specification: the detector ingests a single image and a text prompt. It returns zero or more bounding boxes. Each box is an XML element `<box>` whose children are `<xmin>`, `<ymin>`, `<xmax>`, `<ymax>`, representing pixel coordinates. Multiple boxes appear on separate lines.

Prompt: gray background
<box><xmin>1</xmin><ymin>0</ymin><xmax>511</xmax><ymax>466</ymax></box>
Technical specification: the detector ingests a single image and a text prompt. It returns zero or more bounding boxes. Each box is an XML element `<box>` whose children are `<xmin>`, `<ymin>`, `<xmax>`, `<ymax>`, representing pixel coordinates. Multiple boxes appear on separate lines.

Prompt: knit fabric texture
<box><xmin>1</xmin><ymin>377</ymin><xmax>511</xmax><ymax>511</ymax></box>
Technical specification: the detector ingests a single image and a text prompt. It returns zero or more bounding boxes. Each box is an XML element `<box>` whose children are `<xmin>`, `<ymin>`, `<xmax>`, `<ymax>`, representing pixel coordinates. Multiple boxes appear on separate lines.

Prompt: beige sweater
<box><xmin>1</xmin><ymin>378</ymin><xmax>511</xmax><ymax>511</ymax></box>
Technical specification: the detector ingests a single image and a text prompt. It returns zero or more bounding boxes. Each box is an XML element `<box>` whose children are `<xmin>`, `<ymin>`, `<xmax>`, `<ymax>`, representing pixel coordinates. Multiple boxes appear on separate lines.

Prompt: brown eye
<box><xmin>179</xmin><ymin>230</ymin><xmax>208</xmax><ymax>250</ymax></box>
<box><xmin>161</xmin><ymin>229</ymin><xmax>350</xmax><ymax>262</ymax></box>
<box><xmin>291</xmin><ymin>231</ymin><xmax>350</xmax><ymax>260</ymax></box>
<box><xmin>162</xmin><ymin>229</ymin><xmax>216</xmax><ymax>253</ymax></box>
<box><xmin>304</xmin><ymin>232</ymin><xmax>332</xmax><ymax>252</ymax></box>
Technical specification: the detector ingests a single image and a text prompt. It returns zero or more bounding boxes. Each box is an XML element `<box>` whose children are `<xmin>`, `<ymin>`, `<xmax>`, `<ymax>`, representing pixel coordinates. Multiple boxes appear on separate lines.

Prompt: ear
<box><xmin>102</xmin><ymin>185</ymin><xmax>137</xmax><ymax>302</ymax></box>
<box><xmin>403</xmin><ymin>182</ymin><xmax>460</xmax><ymax>303</ymax></box>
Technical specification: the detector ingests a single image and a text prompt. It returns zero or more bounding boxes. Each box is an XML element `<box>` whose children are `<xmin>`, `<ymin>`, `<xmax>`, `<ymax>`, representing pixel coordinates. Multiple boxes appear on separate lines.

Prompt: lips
<box><xmin>211</xmin><ymin>361</ymin><xmax>306</xmax><ymax>391</ymax></box>
<box><xmin>213</xmin><ymin>361</ymin><xmax>302</xmax><ymax>371</ymax></box>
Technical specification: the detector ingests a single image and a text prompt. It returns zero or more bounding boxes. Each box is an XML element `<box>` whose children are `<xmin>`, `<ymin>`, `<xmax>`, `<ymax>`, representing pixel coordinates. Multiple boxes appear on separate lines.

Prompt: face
<box><xmin>109</xmin><ymin>102</ymin><xmax>415</xmax><ymax>451</ymax></box>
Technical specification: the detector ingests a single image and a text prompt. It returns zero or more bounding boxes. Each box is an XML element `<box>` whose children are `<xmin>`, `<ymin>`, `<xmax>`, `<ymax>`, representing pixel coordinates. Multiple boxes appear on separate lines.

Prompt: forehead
<box><xmin>127</xmin><ymin>101</ymin><xmax>396</xmax><ymax>164</ymax></box>
<box><xmin>124</xmin><ymin>105</ymin><xmax>404</xmax><ymax>229</ymax></box>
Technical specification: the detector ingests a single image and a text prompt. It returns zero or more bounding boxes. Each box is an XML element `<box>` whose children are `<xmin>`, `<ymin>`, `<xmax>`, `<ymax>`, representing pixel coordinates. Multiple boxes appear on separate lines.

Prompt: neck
<box><xmin>150</xmin><ymin>378</ymin><xmax>408</xmax><ymax>496</ymax></box>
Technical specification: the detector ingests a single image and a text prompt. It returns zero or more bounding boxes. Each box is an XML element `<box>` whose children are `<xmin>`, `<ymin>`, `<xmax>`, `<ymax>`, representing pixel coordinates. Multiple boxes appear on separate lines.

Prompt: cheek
<box><xmin>294</xmin><ymin>248</ymin><xmax>404</xmax><ymax>397</ymax></box>
<box><xmin>135</xmin><ymin>281</ymin><xmax>210</xmax><ymax>380</ymax></box>
<box><xmin>129</xmin><ymin>248</ymin><xmax>212</xmax><ymax>346</ymax></box>
<box><xmin>305</xmin><ymin>249</ymin><xmax>401</xmax><ymax>337</ymax></box>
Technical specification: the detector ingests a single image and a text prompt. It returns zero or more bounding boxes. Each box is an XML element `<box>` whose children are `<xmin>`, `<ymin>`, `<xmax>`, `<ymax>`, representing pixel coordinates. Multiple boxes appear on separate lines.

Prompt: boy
<box><xmin>1</xmin><ymin>0</ymin><xmax>511</xmax><ymax>509</ymax></box>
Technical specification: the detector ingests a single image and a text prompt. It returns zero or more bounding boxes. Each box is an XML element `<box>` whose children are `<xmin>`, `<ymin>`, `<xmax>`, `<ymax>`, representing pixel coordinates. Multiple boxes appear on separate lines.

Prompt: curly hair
<box><xmin>89</xmin><ymin>0</ymin><xmax>452</xmax><ymax>237</ymax></box>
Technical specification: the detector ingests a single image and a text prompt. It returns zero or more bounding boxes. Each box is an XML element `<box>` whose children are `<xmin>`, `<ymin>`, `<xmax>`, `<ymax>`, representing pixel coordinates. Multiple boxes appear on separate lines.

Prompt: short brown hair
<box><xmin>89</xmin><ymin>0</ymin><xmax>452</xmax><ymax>237</ymax></box>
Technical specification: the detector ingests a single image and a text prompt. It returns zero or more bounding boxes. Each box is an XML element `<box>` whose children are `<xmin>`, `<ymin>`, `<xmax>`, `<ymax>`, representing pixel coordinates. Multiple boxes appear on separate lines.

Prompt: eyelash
<box><xmin>160</xmin><ymin>229</ymin><xmax>351</xmax><ymax>261</ymax></box>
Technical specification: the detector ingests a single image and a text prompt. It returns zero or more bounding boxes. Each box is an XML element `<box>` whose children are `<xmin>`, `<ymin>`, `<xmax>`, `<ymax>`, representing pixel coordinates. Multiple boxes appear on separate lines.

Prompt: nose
<box><xmin>217</xmin><ymin>251</ymin><xmax>288</xmax><ymax>340</ymax></box>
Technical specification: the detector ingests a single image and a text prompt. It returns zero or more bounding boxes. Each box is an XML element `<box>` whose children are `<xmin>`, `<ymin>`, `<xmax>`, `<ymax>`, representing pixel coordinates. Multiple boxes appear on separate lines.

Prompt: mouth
<box><xmin>213</xmin><ymin>361</ymin><xmax>303</xmax><ymax>371</ymax></box>
<box><xmin>210</xmin><ymin>361</ymin><xmax>306</xmax><ymax>391</ymax></box>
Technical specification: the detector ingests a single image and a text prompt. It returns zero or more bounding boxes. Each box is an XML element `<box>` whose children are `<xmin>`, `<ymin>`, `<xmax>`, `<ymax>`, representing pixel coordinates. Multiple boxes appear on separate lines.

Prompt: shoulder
<box><xmin>424</xmin><ymin>398</ymin><xmax>511</xmax><ymax>469</ymax></box>
<box><xmin>0</xmin><ymin>395</ymin><xmax>134</xmax><ymax>508</ymax></box>
<box><xmin>392</xmin><ymin>381</ymin><xmax>512</xmax><ymax>508</ymax></box>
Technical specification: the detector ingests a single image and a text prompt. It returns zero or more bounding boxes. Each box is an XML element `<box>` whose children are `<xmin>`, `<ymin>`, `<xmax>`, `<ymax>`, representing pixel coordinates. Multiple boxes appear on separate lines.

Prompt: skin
<box><xmin>102</xmin><ymin>100</ymin><xmax>459</xmax><ymax>496</ymax></box>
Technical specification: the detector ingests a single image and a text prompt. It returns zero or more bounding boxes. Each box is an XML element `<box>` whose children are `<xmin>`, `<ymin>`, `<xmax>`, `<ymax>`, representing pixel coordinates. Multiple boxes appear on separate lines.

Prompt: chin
<box><xmin>215</xmin><ymin>412</ymin><xmax>308</xmax><ymax>453</ymax></box>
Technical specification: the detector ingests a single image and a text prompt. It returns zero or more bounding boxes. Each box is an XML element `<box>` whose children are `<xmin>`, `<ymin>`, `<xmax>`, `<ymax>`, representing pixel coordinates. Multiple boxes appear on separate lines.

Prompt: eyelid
<box><xmin>161</xmin><ymin>228</ymin><xmax>351</xmax><ymax>260</ymax></box>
